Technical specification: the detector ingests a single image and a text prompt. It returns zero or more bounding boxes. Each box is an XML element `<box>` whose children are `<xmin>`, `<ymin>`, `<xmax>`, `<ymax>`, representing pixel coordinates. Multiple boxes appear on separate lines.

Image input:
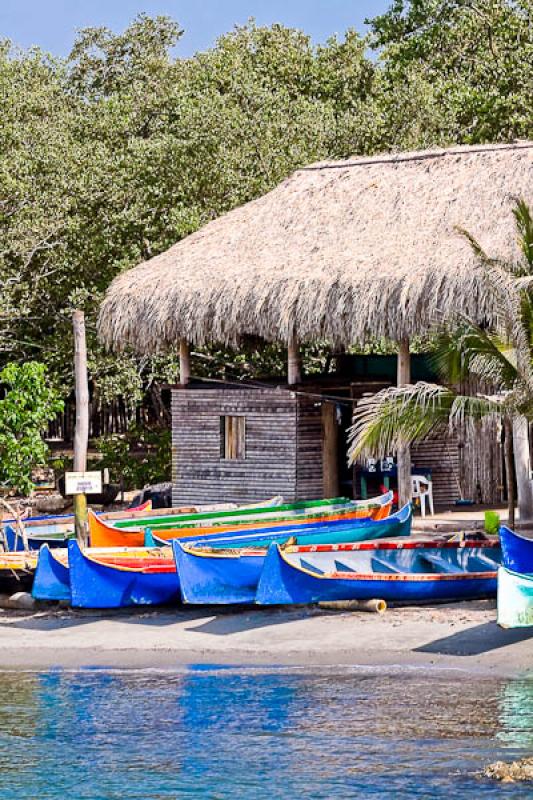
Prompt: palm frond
<box><xmin>431</xmin><ymin>321</ymin><xmax>518</xmax><ymax>389</ymax></box>
<box><xmin>458</xmin><ymin>254</ymin><xmax>533</xmax><ymax>397</ymax></box>
<box><xmin>348</xmin><ymin>382</ymin><xmax>505</xmax><ymax>462</ymax></box>
<box><xmin>513</xmin><ymin>198</ymin><xmax>533</xmax><ymax>273</ymax></box>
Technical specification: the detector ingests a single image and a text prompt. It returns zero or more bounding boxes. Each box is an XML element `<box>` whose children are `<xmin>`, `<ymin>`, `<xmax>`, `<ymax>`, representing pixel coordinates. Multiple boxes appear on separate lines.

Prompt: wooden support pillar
<box><xmin>288</xmin><ymin>336</ymin><xmax>302</xmax><ymax>386</ymax></box>
<box><xmin>322</xmin><ymin>402</ymin><xmax>340</xmax><ymax>498</ymax></box>
<box><xmin>397</xmin><ymin>338</ymin><xmax>412</xmax><ymax>507</ymax></box>
<box><xmin>504</xmin><ymin>418</ymin><xmax>515</xmax><ymax>529</ymax></box>
<box><xmin>179</xmin><ymin>339</ymin><xmax>190</xmax><ymax>386</ymax></box>
<box><xmin>512</xmin><ymin>416</ymin><xmax>533</xmax><ymax>524</ymax></box>
<box><xmin>73</xmin><ymin>310</ymin><xmax>89</xmax><ymax>546</ymax></box>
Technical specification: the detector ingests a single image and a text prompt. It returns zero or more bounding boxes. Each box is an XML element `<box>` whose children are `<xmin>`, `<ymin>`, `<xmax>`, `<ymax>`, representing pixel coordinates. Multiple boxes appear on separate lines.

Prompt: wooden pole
<box><xmin>397</xmin><ymin>338</ymin><xmax>412</xmax><ymax>507</ymax></box>
<box><xmin>504</xmin><ymin>418</ymin><xmax>515</xmax><ymax>529</ymax></box>
<box><xmin>322</xmin><ymin>402</ymin><xmax>340</xmax><ymax>498</ymax></box>
<box><xmin>73</xmin><ymin>310</ymin><xmax>89</xmax><ymax>546</ymax></box>
<box><xmin>288</xmin><ymin>336</ymin><xmax>302</xmax><ymax>386</ymax></box>
<box><xmin>179</xmin><ymin>339</ymin><xmax>191</xmax><ymax>386</ymax></box>
<box><xmin>512</xmin><ymin>415</ymin><xmax>533</xmax><ymax>525</ymax></box>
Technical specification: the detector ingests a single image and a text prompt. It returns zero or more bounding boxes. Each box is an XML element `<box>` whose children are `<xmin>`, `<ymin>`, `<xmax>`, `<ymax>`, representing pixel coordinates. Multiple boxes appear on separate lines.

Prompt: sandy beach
<box><xmin>0</xmin><ymin>600</ymin><xmax>531</xmax><ymax>676</ymax></box>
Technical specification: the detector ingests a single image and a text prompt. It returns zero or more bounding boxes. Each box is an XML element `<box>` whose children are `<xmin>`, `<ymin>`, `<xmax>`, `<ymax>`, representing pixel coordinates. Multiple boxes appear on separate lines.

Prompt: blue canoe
<box><xmin>174</xmin><ymin>504</ymin><xmax>413</xmax><ymax>604</ymax></box>
<box><xmin>499</xmin><ymin>525</ymin><xmax>533</xmax><ymax>574</ymax></box>
<box><xmin>3</xmin><ymin>524</ymin><xmax>75</xmax><ymax>552</ymax></box>
<box><xmin>149</xmin><ymin>498</ymin><xmax>406</xmax><ymax>550</ymax></box>
<box><xmin>35</xmin><ymin>505</ymin><xmax>408</xmax><ymax>604</ymax></box>
<box><xmin>68</xmin><ymin>541</ymin><xmax>180</xmax><ymax>608</ymax></box>
<box><xmin>255</xmin><ymin>539</ymin><xmax>501</xmax><ymax>605</ymax></box>
<box><xmin>497</xmin><ymin>566</ymin><xmax>533</xmax><ymax>628</ymax></box>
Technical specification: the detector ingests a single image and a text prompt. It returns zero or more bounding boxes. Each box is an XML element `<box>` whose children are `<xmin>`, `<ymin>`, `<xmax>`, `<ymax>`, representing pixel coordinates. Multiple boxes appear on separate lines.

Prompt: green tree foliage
<box><xmin>370</xmin><ymin>0</ymin><xmax>533</xmax><ymax>145</ymax></box>
<box><xmin>0</xmin><ymin>362</ymin><xmax>63</xmax><ymax>494</ymax></box>
<box><xmin>94</xmin><ymin>426</ymin><xmax>171</xmax><ymax>490</ymax></box>
<box><xmin>0</xmin><ymin>6</ymin><xmax>531</xmax><ymax>413</ymax></box>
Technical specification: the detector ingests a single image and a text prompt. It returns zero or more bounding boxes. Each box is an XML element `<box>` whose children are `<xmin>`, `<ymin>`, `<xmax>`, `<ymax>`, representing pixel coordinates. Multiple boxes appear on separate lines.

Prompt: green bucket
<box><xmin>484</xmin><ymin>510</ymin><xmax>500</xmax><ymax>536</ymax></box>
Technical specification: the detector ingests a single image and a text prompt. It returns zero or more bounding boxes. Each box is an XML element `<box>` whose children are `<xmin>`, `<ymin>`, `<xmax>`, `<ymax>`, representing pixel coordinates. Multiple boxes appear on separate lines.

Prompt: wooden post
<box><xmin>288</xmin><ymin>336</ymin><xmax>302</xmax><ymax>385</ymax></box>
<box><xmin>179</xmin><ymin>339</ymin><xmax>190</xmax><ymax>386</ymax></box>
<box><xmin>512</xmin><ymin>415</ymin><xmax>533</xmax><ymax>524</ymax></box>
<box><xmin>73</xmin><ymin>310</ymin><xmax>89</xmax><ymax>546</ymax></box>
<box><xmin>397</xmin><ymin>338</ymin><xmax>412</xmax><ymax>507</ymax></box>
<box><xmin>504</xmin><ymin>418</ymin><xmax>515</xmax><ymax>529</ymax></box>
<box><xmin>322</xmin><ymin>402</ymin><xmax>340</xmax><ymax>497</ymax></box>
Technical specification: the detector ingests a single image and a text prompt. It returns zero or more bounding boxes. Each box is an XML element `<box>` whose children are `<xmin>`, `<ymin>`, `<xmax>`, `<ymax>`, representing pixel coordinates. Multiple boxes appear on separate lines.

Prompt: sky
<box><xmin>0</xmin><ymin>1</ymin><xmax>390</xmax><ymax>58</ymax></box>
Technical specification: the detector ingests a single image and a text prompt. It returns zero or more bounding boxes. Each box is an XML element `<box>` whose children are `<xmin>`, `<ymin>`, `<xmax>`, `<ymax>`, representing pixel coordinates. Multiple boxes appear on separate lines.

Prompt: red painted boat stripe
<box><xmin>326</xmin><ymin>571</ymin><xmax>497</xmax><ymax>581</ymax></box>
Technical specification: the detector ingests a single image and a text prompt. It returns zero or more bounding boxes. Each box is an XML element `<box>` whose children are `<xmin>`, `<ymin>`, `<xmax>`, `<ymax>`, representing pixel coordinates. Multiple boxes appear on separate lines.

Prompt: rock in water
<box><xmin>484</xmin><ymin>758</ymin><xmax>533</xmax><ymax>782</ymax></box>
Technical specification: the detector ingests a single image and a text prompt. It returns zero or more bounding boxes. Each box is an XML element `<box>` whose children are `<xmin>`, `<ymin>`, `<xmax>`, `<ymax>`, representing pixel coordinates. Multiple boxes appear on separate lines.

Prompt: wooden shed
<box><xmin>170</xmin><ymin>385</ymin><xmax>325</xmax><ymax>505</ymax></box>
<box><xmin>168</xmin><ymin>366</ymin><xmax>504</xmax><ymax>508</ymax></box>
<box><xmin>98</xmin><ymin>142</ymin><xmax>533</xmax><ymax>508</ymax></box>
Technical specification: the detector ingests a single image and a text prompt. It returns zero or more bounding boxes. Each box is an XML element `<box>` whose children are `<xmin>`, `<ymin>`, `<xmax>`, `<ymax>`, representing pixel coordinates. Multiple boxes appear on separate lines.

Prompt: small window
<box><xmin>220</xmin><ymin>415</ymin><xmax>246</xmax><ymax>460</ymax></box>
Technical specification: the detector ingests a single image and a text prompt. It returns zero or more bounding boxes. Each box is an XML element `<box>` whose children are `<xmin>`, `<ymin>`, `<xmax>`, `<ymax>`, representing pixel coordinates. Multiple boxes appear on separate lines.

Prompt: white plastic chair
<box><xmin>411</xmin><ymin>475</ymin><xmax>434</xmax><ymax>517</ymax></box>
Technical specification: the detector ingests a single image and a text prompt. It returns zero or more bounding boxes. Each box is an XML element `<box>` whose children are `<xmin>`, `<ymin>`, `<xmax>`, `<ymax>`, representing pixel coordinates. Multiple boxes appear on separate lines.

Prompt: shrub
<box><xmin>0</xmin><ymin>362</ymin><xmax>63</xmax><ymax>495</ymax></box>
<box><xmin>94</xmin><ymin>425</ymin><xmax>171</xmax><ymax>490</ymax></box>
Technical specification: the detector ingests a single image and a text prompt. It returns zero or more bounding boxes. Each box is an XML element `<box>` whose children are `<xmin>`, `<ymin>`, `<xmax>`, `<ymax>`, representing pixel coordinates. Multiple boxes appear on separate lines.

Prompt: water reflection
<box><xmin>0</xmin><ymin>668</ymin><xmax>531</xmax><ymax>799</ymax></box>
<box><xmin>497</xmin><ymin>678</ymin><xmax>533</xmax><ymax>747</ymax></box>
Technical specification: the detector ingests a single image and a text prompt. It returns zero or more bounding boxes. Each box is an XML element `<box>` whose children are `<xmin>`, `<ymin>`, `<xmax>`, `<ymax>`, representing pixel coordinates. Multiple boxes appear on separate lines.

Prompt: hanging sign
<box><xmin>65</xmin><ymin>471</ymin><xmax>102</xmax><ymax>495</ymax></box>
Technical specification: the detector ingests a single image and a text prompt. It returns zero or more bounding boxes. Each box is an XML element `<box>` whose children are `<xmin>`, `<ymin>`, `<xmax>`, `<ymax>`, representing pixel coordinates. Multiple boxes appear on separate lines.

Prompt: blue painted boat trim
<box><xmin>3</xmin><ymin>523</ymin><xmax>73</xmax><ymax>552</ymax></box>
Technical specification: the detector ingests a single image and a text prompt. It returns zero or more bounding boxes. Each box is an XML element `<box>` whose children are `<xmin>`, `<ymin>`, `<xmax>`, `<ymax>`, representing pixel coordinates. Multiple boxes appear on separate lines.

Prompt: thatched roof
<box><xmin>99</xmin><ymin>142</ymin><xmax>533</xmax><ymax>353</ymax></box>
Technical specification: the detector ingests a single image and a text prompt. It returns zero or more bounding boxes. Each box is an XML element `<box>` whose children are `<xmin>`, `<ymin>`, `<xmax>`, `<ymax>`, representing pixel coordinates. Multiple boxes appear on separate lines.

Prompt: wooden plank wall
<box><xmin>457</xmin><ymin>418</ymin><xmax>504</xmax><ymax>506</ymax></box>
<box><xmin>171</xmin><ymin>387</ymin><xmax>298</xmax><ymax>505</ymax></box>
<box><xmin>411</xmin><ymin>435</ymin><xmax>462</xmax><ymax>507</ymax></box>
<box><xmin>296</xmin><ymin>395</ymin><xmax>324</xmax><ymax>499</ymax></box>
<box><xmin>411</xmin><ymin>422</ymin><xmax>503</xmax><ymax>507</ymax></box>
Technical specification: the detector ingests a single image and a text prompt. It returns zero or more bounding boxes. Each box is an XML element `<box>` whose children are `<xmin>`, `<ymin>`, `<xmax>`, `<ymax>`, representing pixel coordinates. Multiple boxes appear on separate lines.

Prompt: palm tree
<box><xmin>348</xmin><ymin>200</ymin><xmax>533</xmax><ymax>525</ymax></box>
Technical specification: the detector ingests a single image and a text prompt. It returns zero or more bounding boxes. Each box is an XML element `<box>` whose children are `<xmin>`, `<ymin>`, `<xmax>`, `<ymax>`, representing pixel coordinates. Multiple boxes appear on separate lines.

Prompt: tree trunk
<box><xmin>322</xmin><ymin>402</ymin><xmax>340</xmax><ymax>497</ymax></box>
<box><xmin>504</xmin><ymin>418</ymin><xmax>515</xmax><ymax>529</ymax></box>
<box><xmin>179</xmin><ymin>339</ymin><xmax>190</xmax><ymax>386</ymax></box>
<box><xmin>512</xmin><ymin>415</ymin><xmax>533</xmax><ymax>525</ymax></box>
<box><xmin>397</xmin><ymin>338</ymin><xmax>412</xmax><ymax>507</ymax></box>
<box><xmin>288</xmin><ymin>335</ymin><xmax>302</xmax><ymax>385</ymax></box>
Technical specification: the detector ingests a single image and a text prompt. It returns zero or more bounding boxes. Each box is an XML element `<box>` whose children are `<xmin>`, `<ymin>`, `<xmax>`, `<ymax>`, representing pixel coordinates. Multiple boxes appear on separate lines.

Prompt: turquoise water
<box><xmin>0</xmin><ymin>667</ymin><xmax>531</xmax><ymax>799</ymax></box>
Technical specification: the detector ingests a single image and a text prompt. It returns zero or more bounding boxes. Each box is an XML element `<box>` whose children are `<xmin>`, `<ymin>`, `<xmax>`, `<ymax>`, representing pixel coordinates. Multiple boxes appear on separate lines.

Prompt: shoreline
<box><xmin>1</xmin><ymin>600</ymin><xmax>532</xmax><ymax>676</ymax></box>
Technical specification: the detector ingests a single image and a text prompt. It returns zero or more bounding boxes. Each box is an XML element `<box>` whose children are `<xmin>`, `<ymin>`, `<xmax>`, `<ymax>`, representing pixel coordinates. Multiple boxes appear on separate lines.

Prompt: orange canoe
<box><xmin>89</xmin><ymin>501</ymin><xmax>392</xmax><ymax>548</ymax></box>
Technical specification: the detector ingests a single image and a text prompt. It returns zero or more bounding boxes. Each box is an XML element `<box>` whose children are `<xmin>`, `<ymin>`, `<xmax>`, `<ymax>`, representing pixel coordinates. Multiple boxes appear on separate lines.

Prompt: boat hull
<box><xmin>1</xmin><ymin>500</ymin><xmax>170</xmax><ymax>550</ymax></box>
<box><xmin>174</xmin><ymin>543</ymin><xmax>262</xmax><ymax>604</ymax></box>
<box><xmin>32</xmin><ymin>544</ymin><xmax>71</xmax><ymax>601</ymax></box>
<box><xmin>255</xmin><ymin>543</ymin><xmax>498</xmax><ymax>605</ymax></box>
<box><xmin>0</xmin><ymin>552</ymin><xmax>37</xmax><ymax>591</ymax></box>
<box><xmin>3</xmin><ymin>524</ymin><xmax>73</xmax><ymax>552</ymax></box>
<box><xmin>68</xmin><ymin>542</ymin><xmax>180</xmax><ymax>608</ymax></box>
<box><xmin>173</xmin><ymin>504</ymin><xmax>412</xmax><ymax>604</ymax></box>
<box><xmin>89</xmin><ymin>493</ymin><xmax>393</xmax><ymax>548</ymax></box>
<box><xmin>497</xmin><ymin>566</ymin><xmax>533</xmax><ymax>628</ymax></box>
<box><xmin>32</xmin><ymin>545</ymin><xmax>174</xmax><ymax>602</ymax></box>
<box><xmin>149</xmin><ymin>499</ymin><xmax>398</xmax><ymax>551</ymax></box>
<box><xmin>499</xmin><ymin>525</ymin><xmax>533</xmax><ymax>574</ymax></box>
